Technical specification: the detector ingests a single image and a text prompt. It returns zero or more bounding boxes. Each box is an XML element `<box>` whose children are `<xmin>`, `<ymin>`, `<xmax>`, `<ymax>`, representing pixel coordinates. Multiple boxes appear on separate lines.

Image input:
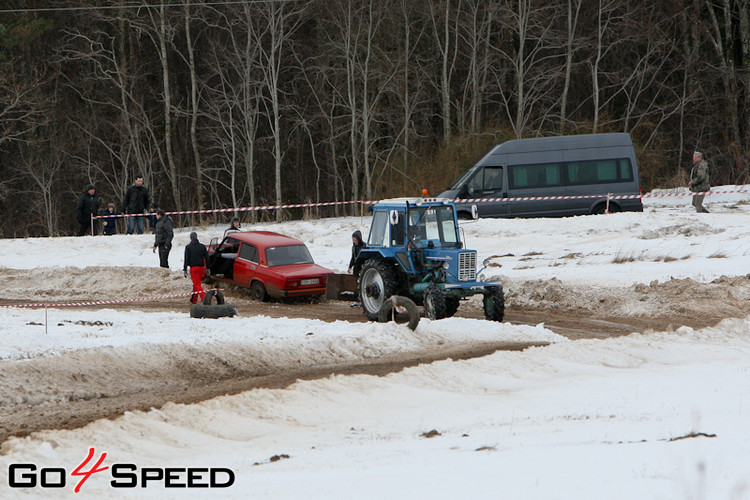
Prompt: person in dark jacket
<box><xmin>122</xmin><ymin>175</ymin><xmax>150</xmax><ymax>234</ymax></box>
<box><xmin>184</xmin><ymin>232</ymin><xmax>209</xmax><ymax>304</ymax></box>
<box><xmin>347</xmin><ymin>230</ymin><xmax>366</xmax><ymax>277</ymax></box>
<box><xmin>75</xmin><ymin>184</ymin><xmax>100</xmax><ymax>236</ymax></box>
<box><xmin>101</xmin><ymin>203</ymin><xmax>118</xmax><ymax>235</ymax></box>
<box><xmin>223</xmin><ymin>216</ymin><xmax>242</xmax><ymax>238</ymax></box>
<box><xmin>152</xmin><ymin>209</ymin><xmax>174</xmax><ymax>268</ymax></box>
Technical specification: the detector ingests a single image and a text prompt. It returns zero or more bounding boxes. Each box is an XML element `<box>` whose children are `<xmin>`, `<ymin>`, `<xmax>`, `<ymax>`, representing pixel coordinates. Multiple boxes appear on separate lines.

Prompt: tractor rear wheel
<box><xmin>359</xmin><ymin>259</ymin><xmax>399</xmax><ymax>321</ymax></box>
<box><xmin>483</xmin><ymin>285</ymin><xmax>505</xmax><ymax>322</ymax></box>
<box><xmin>423</xmin><ymin>285</ymin><xmax>447</xmax><ymax>320</ymax></box>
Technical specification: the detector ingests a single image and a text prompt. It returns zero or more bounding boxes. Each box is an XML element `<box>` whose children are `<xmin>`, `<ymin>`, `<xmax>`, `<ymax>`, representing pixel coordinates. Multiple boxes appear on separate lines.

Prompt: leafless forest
<box><xmin>0</xmin><ymin>0</ymin><xmax>748</xmax><ymax>236</ymax></box>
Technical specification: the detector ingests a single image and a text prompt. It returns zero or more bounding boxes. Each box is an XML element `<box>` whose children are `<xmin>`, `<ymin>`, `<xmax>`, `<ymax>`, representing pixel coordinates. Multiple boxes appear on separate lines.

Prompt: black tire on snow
<box><xmin>423</xmin><ymin>285</ymin><xmax>447</xmax><ymax>320</ymax></box>
<box><xmin>444</xmin><ymin>296</ymin><xmax>460</xmax><ymax>318</ymax></box>
<box><xmin>483</xmin><ymin>285</ymin><xmax>505</xmax><ymax>322</ymax></box>
<box><xmin>377</xmin><ymin>296</ymin><xmax>420</xmax><ymax>331</ymax></box>
<box><xmin>359</xmin><ymin>258</ymin><xmax>399</xmax><ymax>321</ymax></box>
<box><xmin>203</xmin><ymin>289</ymin><xmax>225</xmax><ymax>305</ymax></box>
<box><xmin>190</xmin><ymin>304</ymin><xmax>238</xmax><ymax>319</ymax></box>
<box><xmin>250</xmin><ymin>281</ymin><xmax>268</xmax><ymax>302</ymax></box>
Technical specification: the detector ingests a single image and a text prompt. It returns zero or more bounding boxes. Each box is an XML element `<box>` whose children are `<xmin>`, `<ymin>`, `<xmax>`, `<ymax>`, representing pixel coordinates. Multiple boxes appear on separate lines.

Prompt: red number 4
<box><xmin>71</xmin><ymin>447</ymin><xmax>109</xmax><ymax>493</ymax></box>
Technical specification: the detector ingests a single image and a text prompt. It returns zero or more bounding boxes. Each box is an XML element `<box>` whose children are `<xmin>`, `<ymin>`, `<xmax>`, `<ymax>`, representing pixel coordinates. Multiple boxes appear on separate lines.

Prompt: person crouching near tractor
<box><xmin>184</xmin><ymin>231</ymin><xmax>209</xmax><ymax>304</ymax></box>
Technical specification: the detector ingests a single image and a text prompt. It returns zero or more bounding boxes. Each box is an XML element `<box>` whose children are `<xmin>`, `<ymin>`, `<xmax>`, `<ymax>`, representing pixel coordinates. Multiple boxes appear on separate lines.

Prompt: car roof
<box><xmin>225</xmin><ymin>231</ymin><xmax>305</xmax><ymax>247</ymax></box>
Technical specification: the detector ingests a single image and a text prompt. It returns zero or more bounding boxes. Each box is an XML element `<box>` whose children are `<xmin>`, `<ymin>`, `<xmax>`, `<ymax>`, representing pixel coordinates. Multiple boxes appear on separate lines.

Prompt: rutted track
<box><xmin>3</xmin><ymin>271</ymin><xmax>750</xmax><ymax>444</ymax></box>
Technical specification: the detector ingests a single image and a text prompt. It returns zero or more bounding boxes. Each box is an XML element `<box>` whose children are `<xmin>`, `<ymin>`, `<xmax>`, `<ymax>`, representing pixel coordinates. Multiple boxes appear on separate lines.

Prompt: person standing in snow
<box><xmin>689</xmin><ymin>151</ymin><xmax>710</xmax><ymax>213</ymax></box>
<box><xmin>122</xmin><ymin>175</ymin><xmax>150</xmax><ymax>234</ymax></box>
<box><xmin>347</xmin><ymin>230</ymin><xmax>366</xmax><ymax>278</ymax></box>
<box><xmin>184</xmin><ymin>231</ymin><xmax>208</xmax><ymax>304</ymax></box>
<box><xmin>223</xmin><ymin>216</ymin><xmax>242</xmax><ymax>238</ymax></box>
<box><xmin>75</xmin><ymin>184</ymin><xmax>100</xmax><ymax>236</ymax></box>
<box><xmin>101</xmin><ymin>203</ymin><xmax>118</xmax><ymax>235</ymax></box>
<box><xmin>152</xmin><ymin>209</ymin><xmax>174</xmax><ymax>268</ymax></box>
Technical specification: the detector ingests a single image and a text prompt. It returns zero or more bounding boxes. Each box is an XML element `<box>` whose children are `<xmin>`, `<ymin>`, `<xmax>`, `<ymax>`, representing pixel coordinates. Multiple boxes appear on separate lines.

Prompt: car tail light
<box><xmin>287</xmin><ymin>280</ymin><xmax>299</xmax><ymax>288</ymax></box>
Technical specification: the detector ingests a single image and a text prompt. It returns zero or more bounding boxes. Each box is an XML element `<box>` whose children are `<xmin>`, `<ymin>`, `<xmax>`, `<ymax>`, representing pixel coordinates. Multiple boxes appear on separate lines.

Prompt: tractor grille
<box><xmin>458</xmin><ymin>252</ymin><xmax>476</xmax><ymax>281</ymax></box>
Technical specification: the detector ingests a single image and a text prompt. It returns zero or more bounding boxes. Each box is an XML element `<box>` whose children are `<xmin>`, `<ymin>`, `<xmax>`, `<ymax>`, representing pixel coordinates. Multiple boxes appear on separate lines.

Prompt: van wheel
<box><xmin>592</xmin><ymin>202</ymin><xmax>620</xmax><ymax>215</ymax></box>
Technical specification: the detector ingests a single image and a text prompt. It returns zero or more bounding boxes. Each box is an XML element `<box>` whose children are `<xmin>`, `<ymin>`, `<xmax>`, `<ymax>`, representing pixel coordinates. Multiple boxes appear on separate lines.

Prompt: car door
<box><xmin>234</xmin><ymin>242</ymin><xmax>259</xmax><ymax>286</ymax></box>
<box><xmin>465</xmin><ymin>166</ymin><xmax>507</xmax><ymax>217</ymax></box>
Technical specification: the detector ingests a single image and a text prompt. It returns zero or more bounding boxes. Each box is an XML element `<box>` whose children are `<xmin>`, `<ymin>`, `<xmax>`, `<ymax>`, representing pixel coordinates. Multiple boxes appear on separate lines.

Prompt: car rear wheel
<box><xmin>423</xmin><ymin>285</ymin><xmax>447</xmax><ymax>320</ymax></box>
<box><xmin>359</xmin><ymin>259</ymin><xmax>398</xmax><ymax>321</ymax></box>
<box><xmin>250</xmin><ymin>281</ymin><xmax>268</xmax><ymax>302</ymax></box>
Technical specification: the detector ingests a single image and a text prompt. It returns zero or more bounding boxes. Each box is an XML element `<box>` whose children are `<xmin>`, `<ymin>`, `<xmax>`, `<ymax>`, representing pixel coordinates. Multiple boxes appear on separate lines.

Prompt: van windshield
<box><xmin>408</xmin><ymin>206</ymin><xmax>459</xmax><ymax>249</ymax></box>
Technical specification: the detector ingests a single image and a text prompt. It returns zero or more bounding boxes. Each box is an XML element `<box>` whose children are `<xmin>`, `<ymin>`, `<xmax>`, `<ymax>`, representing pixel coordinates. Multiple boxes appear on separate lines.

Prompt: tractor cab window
<box><xmin>408</xmin><ymin>206</ymin><xmax>459</xmax><ymax>249</ymax></box>
<box><xmin>368</xmin><ymin>211</ymin><xmax>388</xmax><ymax>247</ymax></box>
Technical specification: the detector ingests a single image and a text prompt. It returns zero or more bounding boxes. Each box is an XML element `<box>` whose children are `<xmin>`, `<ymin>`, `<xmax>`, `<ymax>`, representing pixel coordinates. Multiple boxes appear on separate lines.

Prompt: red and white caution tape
<box><xmin>92</xmin><ymin>187</ymin><xmax>750</xmax><ymax>221</ymax></box>
<box><xmin>93</xmin><ymin>200</ymin><xmax>362</xmax><ymax>219</ymax></box>
<box><xmin>0</xmin><ymin>289</ymin><xmax>222</xmax><ymax>309</ymax></box>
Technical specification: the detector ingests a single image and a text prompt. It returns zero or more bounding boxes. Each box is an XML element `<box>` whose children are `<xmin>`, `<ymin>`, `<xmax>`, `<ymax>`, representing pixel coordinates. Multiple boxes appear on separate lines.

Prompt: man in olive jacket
<box><xmin>689</xmin><ymin>151</ymin><xmax>710</xmax><ymax>213</ymax></box>
<box><xmin>152</xmin><ymin>209</ymin><xmax>174</xmax><ymax>268</ymax></box>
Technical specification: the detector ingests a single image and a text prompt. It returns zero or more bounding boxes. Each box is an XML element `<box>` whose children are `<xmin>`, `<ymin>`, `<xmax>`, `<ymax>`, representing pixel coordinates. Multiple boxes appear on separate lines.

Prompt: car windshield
<box><xmin>266</xmin><ymin>244</ymin><xmax>314</xmax><ymax>266</ymax></box>
<box><xmin>408</xmin><ymin>205</ymin><xmax>459</xmax><ymax>249</ymax></box>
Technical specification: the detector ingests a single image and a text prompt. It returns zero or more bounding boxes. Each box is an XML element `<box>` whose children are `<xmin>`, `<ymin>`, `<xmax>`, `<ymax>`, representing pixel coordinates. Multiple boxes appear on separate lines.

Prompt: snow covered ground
<box><xmin>1</xmin><ymin>188</ymin><xmax>750</xmax><ymax>498</ymax></box>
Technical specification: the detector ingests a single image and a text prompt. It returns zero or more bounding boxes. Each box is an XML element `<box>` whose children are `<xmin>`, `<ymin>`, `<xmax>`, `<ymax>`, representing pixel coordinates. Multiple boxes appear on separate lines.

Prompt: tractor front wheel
<box><xmin>359</xmin><ymin>259</ymin><xmax>399</xmax><ymax>321</ymax></box>
<box><xmin>423</xmin><ymin>285</ymin><xmax>447</xmax><ymax>320</ymax></box>
<box><xmin>483</xmin><ymin>285</ymin><xmax>505</xmax><ymax>322</ymax></box>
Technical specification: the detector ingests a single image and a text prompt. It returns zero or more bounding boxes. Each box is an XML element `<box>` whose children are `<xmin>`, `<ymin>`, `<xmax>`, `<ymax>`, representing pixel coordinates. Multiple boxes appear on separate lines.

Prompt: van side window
<box><xmin>467</xmin><ymin>166</ymin><xmax>503</xmax><ymax>195</ymax></box>
<box><xmin>509</xmin><ymin>164</ymin><xmax>563</xmax><ymax>189</ymax></box>
<box><xmin>483</xmin><ymin>167</ymin><xmax>503</xmax><ymax>191</ymax></box>
<box><xmin>567</xmin><ymin>158</ymin><xmax>634</xmax><ymax>185</ymax></box>
<box><xmin>239</xmin><ymin>243</ymin><xmax>258</xmax><ymax>263</ymax></box>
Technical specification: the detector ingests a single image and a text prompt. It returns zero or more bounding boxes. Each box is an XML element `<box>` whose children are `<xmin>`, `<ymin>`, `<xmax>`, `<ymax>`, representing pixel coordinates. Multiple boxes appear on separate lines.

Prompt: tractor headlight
<box><xmin>443</xmin><ymin>262</ymin><xmax>450</xmax><ymax>270</ymax></box>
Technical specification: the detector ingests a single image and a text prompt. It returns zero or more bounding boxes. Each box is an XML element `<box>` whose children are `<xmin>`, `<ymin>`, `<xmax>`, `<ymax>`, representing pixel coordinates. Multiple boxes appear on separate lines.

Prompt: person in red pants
<box><xmin>183</xmin><ymin>232</ymin><xmax>208</xmax><ymax>304</ymax></box>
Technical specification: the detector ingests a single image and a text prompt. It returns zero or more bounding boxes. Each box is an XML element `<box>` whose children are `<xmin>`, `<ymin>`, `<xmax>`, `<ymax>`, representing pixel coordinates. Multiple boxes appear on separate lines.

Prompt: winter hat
<box><xmin>190</xmin><ymin>231</ymin><xmax>198</xmax><ymax>241</ymax></box>
<box><xmin>230</xmin><ymin>216</ymin><xmax>241</xmax><ymax>226</ymax></box>
<box><xmin>694</xmin><ymin>151</ymin><xmax>703</xmax><ymax>158</ymax></box>
<box><xmin>86</xmin><ymin>184</ymin><xmax>95</xmax><ymax>192</ymax></box>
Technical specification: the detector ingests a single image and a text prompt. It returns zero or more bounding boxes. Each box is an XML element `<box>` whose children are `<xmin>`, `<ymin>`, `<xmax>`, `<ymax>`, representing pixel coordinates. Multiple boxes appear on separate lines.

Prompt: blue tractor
<box><xmin>354</xmin><ymin>198</ymin><xmax>504</xmax><ymax>322</ymax></box>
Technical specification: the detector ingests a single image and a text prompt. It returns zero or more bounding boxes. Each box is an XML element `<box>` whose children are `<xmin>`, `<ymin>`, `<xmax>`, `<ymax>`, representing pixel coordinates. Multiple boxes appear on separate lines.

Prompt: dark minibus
<box><xmin>438</xmin><ymin>133</ymin><xmax>643</xmax><ymax>218</ymax></box>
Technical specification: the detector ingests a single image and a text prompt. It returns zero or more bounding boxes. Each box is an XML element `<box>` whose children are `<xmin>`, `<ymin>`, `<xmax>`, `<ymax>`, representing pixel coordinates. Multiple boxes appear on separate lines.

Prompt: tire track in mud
<box><xmin>3</xmin><ymin>271</ymin><xmax>750</xmax><ymax>444</ymax></box>
<box><xmin>0</xmin><ymin>339</ymin><xmax>543</xmax><ymax>444</ymax></box>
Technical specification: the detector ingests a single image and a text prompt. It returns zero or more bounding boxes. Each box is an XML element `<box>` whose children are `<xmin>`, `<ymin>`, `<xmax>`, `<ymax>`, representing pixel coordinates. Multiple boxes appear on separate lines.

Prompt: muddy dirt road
<box><xmin>3</xmin><ymin>271</ymin><xmax>750</xmax><ymax>444</ymax></box>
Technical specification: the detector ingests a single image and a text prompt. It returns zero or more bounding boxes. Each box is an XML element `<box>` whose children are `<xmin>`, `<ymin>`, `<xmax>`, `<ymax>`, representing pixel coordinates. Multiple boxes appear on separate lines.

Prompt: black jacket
<box><xmin>184</xmin><ymin>240</ymin><xmax>208</xmax><ymax>270</ymax></box>
<box><xmin>75</xmin><ymin>188</ymin><xmax>100</xmax><ymax>223</ymax></box>
<box><xmin>349</xmin><ymin>230</ymin><xmax>366</xmax><ymax>268</ymax></box>
<box><xmin>154</xmin><ymin>216</ymin><xmax>174</xmax><ymax>247</ymax></box>
<box><xmin>122</xmin><ymin>184</ymin><xmax>150</xmax><ymax>214</ymax></box>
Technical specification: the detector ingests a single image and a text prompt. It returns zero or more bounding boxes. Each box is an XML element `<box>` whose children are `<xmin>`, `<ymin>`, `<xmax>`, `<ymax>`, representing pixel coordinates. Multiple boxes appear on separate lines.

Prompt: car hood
<box><xmin>270</xmin><ymin>263</ymin><xmax>333</xmax><ymax>277</ymax></box>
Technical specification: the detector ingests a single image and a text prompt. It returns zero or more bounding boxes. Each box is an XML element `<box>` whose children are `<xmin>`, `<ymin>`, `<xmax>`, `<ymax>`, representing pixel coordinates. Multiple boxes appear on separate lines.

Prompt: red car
<box><xmin>206</xmin><ymin>231</ymin><xmax>333</xmax><ymax>301</ymax></box>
